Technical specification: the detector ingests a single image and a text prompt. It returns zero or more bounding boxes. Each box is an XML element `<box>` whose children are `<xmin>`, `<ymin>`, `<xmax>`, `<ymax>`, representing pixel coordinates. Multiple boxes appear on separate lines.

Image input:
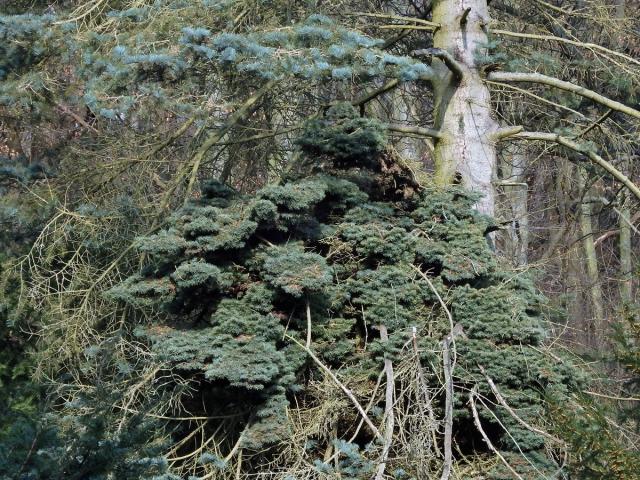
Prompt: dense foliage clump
<box><xmin>107</xmin><ymin>104</ymin><xmax>577</xmax><ymax>477</ymax></box>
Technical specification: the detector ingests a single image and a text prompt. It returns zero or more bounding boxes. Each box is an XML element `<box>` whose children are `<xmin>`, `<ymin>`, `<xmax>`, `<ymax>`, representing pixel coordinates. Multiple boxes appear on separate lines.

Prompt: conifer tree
<box><xmin>106</xmin><ymin>103</ymin><xmax>577</xmax><ymax>478</ymax></box>
<box><xmin>1</xmin><ymin>0</ymin><xmax>639</xmax><ymax>478</ymax></box>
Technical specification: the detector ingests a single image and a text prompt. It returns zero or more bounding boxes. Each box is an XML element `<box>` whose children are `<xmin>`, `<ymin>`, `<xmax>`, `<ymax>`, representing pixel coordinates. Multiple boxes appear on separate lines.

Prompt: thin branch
<box><xmin>414</xmin><ymin>48</ymin><xmax>464</xmax><ymax>80</ymax></box>
<box><xmin>491</xmin><ymin>125</ymin><xmax>523</xmax><ymax>141</ymax></box>
<box><xmin>478</xmin><ymin>365</ymin><xmax>565</xmax><ymax>445</ymax></box>
<box><xmin>491</xmin><ymin>29</ymin><xmax>640</xmax><ymax>67</ymax></box>
<box><xmin>379</xmin><ymin>24</ymin><xmax>441</xmax><ymax>31</ymax></box>
<box><xmin>594</xmin><ymin>211</ymin><xmax>640</xmax><ymax>246</ymax></box>
<box><xmin>353</xmin><ymin>79</ymin><xmax>401</xmax><ymax>106</ymax></box>
<box><xmin>487</xmin><ymin>71</ymin><xmax>640</xmax><ymax>120</ymax></box>
<box><xmin>505</xmin><ymin>131</ymin><xmax>640</xmax><ymax>201</ymax></box>
<box><xmin>374</xmin><ymin>324</ymin><xmax>395</xmax><ymax>480</ymax></box>
<box><xmin>469</xmin><ymin>388</ymin><xmax>525</xmax><ymax>480</ymax></box>
<box><xmin>348</xmin><ymin>12</ymin><xmax>440</xmax><ymax>29</ymax></box>
<box><xmin>486</xmin><ymin>80</ymin><xmax>587</xmax><ymax>119</ymax></box>
<box><xmin>577</xmin><ymin>109</ymin><xmax>612</xmax><ymax>138</ymax></box>
<box><xmin>440</xmin><ymin>335</ymin><xmax>454</xmax><ymax>480</ymax></box>
<box><xmin>410</xmin><ymin>265</ymin><xmax>455</xmax><ymax>338</ymax></box>
<box><xmin>583</xmin><ymin>390</ymin><xmax>640</xmax><ymax>402</ymax></box>
<box><xmin>286</xmin><ymin>334</ymin><xmax>383</xmax><ymax>441</ymax></box>
<box><xmin>183</xmin><ymin>78</ymin><xmax>279</xmax><ymax>200</ymax></box>
<box><xmin>410</xmin><ymin>264</ymin><xmax>458</xmax><ymax>479</ymax></box>
<box><xmin>387</xmin><ymin>123</ymin><xmax>442</xmax><ymax>139</ymax></box>
<box><xmin>305</xmin><ymin>296</ymin><xmax>312</xmax><ymax>349</ymax></box>
<box><xmin>146</xmin><ymin>117</ymin><xmax>195</xmax><ymax>159</ymax></box>
<box><xmin>56</xmin><ymin>103</ymin><xmax>98</xmax><ymax>133</ymax></box>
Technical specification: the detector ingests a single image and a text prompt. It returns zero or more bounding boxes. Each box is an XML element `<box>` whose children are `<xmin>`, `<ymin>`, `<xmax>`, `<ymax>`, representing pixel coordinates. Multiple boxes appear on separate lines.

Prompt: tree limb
<box><xmin>183</xmin><ymin>78</ymin><xmax>279</xmax><ymax>200</ymax></box>
<box><xmin>491</xmin><ymin>29</ymin><xmax>640</xmax><ymax>67</ymax></box>
<box><xmin>503</xmin><ymin>131</ymin><xmax>640</xmax><ymax>201</ymax></box>
<box><xmin>469</xmin><ymin>388</ymin><xmax>524</xmax><ymax>480</ymax></box>
<box><xmin>478</xmin><ymin>365</ymin><xmax>565</xmax><ymax>445</ymax></box>
<box><xmin>353</xmin><ymin>79</ymin><xmax>401</xmax><ymax>106</ymax></box>
<box><xmin>487</xmin><ymin>71</ymin><xmax>640</xmax><ymax>120</ymax></box>
<box><xmin>349</xmin><ymin>12</ymin><xmax>440</xmax><ymax>29</ymax></box>
<box><xmin>374</xmin><ymin>324</ymin><xmax>395</xmax><ymax>480</ymax></box>
<box><xmin>414</xmin><ymin>48</ymin><xmax>464</xmax><ymax>80</ymax></box>
<box><xmin>286</xmin><ymin>334</ymin><xmax>383</xmax><ymax>441</ymax></box>
<box><xmin>386</xmin><ymin>123</ymin><xmax>443</xmax><ymax>139</ymax></box>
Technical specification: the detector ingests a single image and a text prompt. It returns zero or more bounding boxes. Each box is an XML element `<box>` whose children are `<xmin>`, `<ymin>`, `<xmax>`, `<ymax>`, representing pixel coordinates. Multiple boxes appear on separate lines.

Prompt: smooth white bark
<box><xmin>431</xmin><ymin>0</ymin><xmax>500</xmax><ymax>216</ymax></box>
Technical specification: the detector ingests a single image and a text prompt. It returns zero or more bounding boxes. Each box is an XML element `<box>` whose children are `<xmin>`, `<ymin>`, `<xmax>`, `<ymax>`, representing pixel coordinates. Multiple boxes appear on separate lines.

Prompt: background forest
<box><xmin>1</xmin><ymin>0</ymin><xmax>640</xmax><ymax>479</ymax></box>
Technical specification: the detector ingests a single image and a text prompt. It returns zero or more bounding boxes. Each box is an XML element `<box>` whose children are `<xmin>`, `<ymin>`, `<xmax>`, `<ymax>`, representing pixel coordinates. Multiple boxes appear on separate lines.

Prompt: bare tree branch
<box><xmin>469</xmin><ymin>387</ymin><xmax>525</xmax><ymax>480</ymax></box>
<box><xmin>492</xmin><ymin>29</ymin><xmax>640</xmax><ymax>67</ymax></box>
<box><xmin>286</xmin><ymin>334</ymin><xmax>384</xmax><ymax>441</ymax></box>
<box><xmin>503</xmin><ymin>131</ymin><xmax>640</xmax><ymax>201</ymax></box>
<box><xmin>487</xmin><ymin>71</ymin><xmax>640</xmax><ymax>120</ymax></box>
<box><xmin>374</xmin><ymin>324</ymin><xmax>395</xmax><ymax>480</ymax></box>
<box><xmin>414</xmin><ymin>48</ymin><xmax>465</xmax><ymax>80</ymax></box>
<box><xmin>387</xmin><ymin>123</ymin><xmax>443</xmax><ymax>139</ymax></box>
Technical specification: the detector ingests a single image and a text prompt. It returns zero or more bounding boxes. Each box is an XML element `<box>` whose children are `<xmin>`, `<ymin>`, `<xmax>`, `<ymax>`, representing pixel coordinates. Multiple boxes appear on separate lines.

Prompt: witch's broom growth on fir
<box><xmin>107</xmin><ymin>103</ymin><xmax>579</xmax><ymax>479</ymax></box>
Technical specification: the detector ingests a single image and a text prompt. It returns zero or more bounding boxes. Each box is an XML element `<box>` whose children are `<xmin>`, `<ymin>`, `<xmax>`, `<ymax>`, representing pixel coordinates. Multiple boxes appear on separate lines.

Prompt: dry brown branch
<box><xmin>478</xmin><ymin>365</ymin><xmax>565</xmax><ymax>445</ymax></box>
<box><xmin>348</xmin><ymin>12</ymin><xmax>440</xmax><ymax>29</ymax></box>
<box><xmin>491</xmin><ymin>29</ymin><xmax>640</xmax><ymax>67</ymax></box>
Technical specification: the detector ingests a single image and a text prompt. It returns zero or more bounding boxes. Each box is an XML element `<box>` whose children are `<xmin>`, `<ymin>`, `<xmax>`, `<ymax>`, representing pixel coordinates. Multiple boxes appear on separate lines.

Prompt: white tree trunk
<box><xmin>431</xmin><ymin>0</ymin><xmax>500</xmax><ymax>216</ymax></box>
<box><xmin>502</xmin><ymin>150</ymin><xmax>529</xmax><ymax>265</ymax></box>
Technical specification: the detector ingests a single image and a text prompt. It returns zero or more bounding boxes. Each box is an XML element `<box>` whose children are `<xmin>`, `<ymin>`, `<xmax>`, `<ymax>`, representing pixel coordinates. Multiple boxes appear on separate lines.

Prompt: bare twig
<box><xmin>374</xmin><ymin>324</ymin><xmax>395</xmax><ymax>480</ymax></box>
<box><xmin>478</xmin><ymin>365</ymin><xmax>565</xmax><ymax>445</ymax></box>
<box><xmin>469</xmin><ymin>387</ymin><xmax>525</xmax><ymax>480</ymax></box>
<box><xmin>286</xmin><ymin>335</ymin><xmax>383</xmax><ymax>441</ymax></box>
<box><xmin>505</xmin><ymin>131</ymin><xmax>640</xmax><ymax>201</ymax></box>
<box><xmin>305</xmin><ymin>296</ymin><xmax>312</xmax><ymax>349</ymax></box>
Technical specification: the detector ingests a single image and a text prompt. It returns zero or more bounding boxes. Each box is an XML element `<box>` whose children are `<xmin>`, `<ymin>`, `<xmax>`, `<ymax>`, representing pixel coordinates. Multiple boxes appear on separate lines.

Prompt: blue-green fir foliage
<box><xmin>110</xmin><ymin>103</ymin><xmax>577</xmax><ymax>477</ymax></box>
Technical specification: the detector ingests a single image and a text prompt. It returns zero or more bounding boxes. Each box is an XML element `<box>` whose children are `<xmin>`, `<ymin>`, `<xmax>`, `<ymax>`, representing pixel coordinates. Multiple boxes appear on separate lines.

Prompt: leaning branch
<box><xmin>478</xmin><ymin>365</ymin><xmax>565</xmax><ymax>445</ymax></box>
<box><xmin>374</xmin><ymin>324</ymin><xmax>395</xmax><ymax>480</ymax></box>
<box><xmin>469</xmin><ymin>388</ymin><xmax>524</xmax><ymax>480</ymax></box>
<box><xmin>504</xmin><ymin>131</ymin><xmax>640</xmax><ymax>202</ymax></box>
<box><xmin>353</xmin><ymin>79</ymin><xmax>400</xmax><ymax>106</ymax></box>
<box><xmin>183</xmin><ymin>78</ymin><xmax>279</xmax><ymax>200</ymax></box>
<box><xmin>286</xmin><ymin>334</ymin><xmax>383</xmax><ymax>441</ymax></box>
<box><xmin>348</xmin><ymin>12</ymin><xmax>440</xmax><ymax>29</ymax></box>
<box><xmin>491</xmin><ymin>30</ymin><xmax>640</xmax><ymax>67</ymax></box>
<box><xmin>414</xmin><ymin>48</ymin><xmax>464</xmax><ymax>80</ymax></box>
<box><xmin>387</xmin><ymin>123</ymin><xmax>443</xmax><ymax>139</ymax></box>
<box><xmin>487</xmin><ymin>71</ymin><xmax>640</xmax><ymax>120</ymax></box>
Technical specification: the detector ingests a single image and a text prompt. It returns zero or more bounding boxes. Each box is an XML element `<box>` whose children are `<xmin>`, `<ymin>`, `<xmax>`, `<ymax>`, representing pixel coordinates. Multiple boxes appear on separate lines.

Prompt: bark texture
<box><xmin>432</xmin><ymin>0</ymin><xmax>500</xmax><ymax>216</ymax></box>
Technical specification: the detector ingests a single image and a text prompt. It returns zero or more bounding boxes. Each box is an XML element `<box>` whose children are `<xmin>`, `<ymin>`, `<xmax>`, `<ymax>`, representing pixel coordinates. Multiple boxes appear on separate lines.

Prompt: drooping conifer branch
<box><xmin>488</xmin><ymin>71</ymin><xmax>640</xmax><ymax>120</ymax></box>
